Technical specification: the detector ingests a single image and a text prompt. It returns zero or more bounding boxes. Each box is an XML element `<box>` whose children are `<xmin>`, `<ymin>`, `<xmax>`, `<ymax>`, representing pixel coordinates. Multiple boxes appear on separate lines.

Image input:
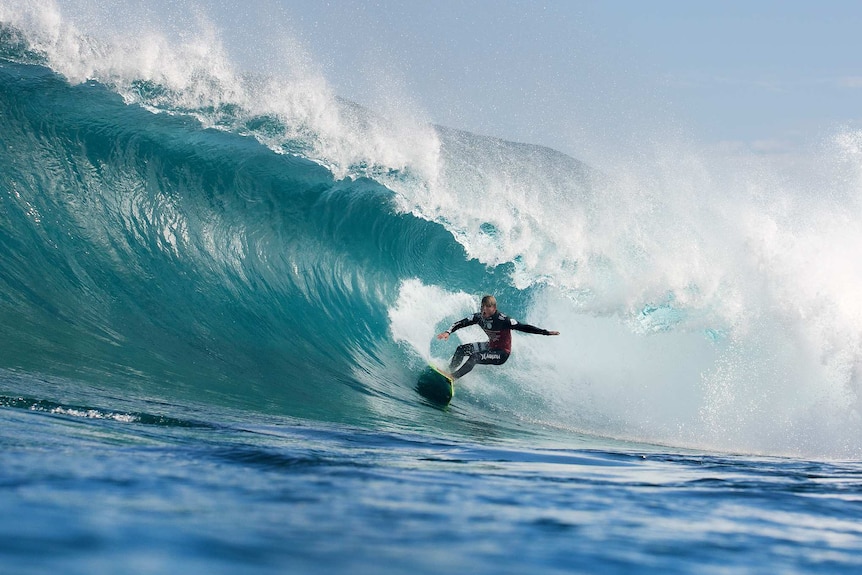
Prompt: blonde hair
<box><xmin>481</xmin><ymin>295</ymin><xmax>497</xmax><ymax>307</ymax></box>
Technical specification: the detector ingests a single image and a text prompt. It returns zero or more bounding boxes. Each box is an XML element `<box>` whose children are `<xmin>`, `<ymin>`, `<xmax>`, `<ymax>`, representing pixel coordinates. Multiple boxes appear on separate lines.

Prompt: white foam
<box><xmin>1</xmin><ymin>1</ymin><xmax>442</xmax><ymax>186</ymax></box>
<box><xmin>388</xmin><ymin>279</ymin><xmax>476</xmax><ymax>365</ymax></box>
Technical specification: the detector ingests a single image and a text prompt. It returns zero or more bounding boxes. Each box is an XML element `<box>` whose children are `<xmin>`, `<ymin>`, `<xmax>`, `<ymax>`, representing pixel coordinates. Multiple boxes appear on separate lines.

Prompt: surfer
<box><xmin>436</xmin><ymin>295</ymin><xmax>560</xmax><ymax>379</ymax></box>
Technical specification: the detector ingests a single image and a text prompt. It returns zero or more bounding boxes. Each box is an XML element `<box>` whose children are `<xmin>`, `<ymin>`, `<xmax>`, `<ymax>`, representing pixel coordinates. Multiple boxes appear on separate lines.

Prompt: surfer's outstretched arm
<box><xmin>510</xmin><ymin>321</ymin><xmax>560</xmax><ymax>336</ymax></box>
<box><xmin>437</xmin><ymin>314</ymin><xmax>479</xmax><ymax>340</ymax></box>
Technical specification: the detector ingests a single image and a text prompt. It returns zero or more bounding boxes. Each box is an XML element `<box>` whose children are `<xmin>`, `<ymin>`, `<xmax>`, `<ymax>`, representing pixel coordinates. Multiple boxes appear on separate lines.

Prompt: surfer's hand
<box><xmin>547</xmin><ymin>331</ymin><xmax>560</xmax><ymax>336</ymax></box>
<box><xmin>437</xmin><ymin>331</ymin><xmax>450</xmax><ymax>340</ymax></box>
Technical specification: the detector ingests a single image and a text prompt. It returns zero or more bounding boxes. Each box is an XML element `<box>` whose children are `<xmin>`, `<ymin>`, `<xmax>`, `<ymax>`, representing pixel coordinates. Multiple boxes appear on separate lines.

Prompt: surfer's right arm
<box><xmin>436</xmin><ymin>314</ymin><xmax>479</xmax><ymax>340</ymax></box>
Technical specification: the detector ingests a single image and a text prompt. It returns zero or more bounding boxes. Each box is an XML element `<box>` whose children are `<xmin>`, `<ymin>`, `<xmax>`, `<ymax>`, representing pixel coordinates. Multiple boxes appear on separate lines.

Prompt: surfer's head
<box><xmin>481</xmin><ymin>295</ymin><xmax>497</xmax><ymax>318</ymax></box>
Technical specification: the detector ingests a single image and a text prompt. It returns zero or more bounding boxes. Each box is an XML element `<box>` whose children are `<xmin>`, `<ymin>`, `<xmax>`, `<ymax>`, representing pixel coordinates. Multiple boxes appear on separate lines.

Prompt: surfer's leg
<box><xmin>450</xmin><ymin>354</ymin><xmax>477</xmax><ymax>379</ymax></box>
<box><xmin>451</xmin><ymin>343</ymin><xmax>508</xmax><ymax>379</ymax></box>
<box><xmin>449</xmin><ymin>342</ymin><xmax>478</xmax><ymax>372</ymax></box>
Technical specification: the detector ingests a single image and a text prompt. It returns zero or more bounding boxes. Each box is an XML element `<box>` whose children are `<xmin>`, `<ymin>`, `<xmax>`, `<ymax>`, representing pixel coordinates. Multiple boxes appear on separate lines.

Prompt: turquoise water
<box><xmin>2</xmin><ymin>8</ymin><xmax>862</xmax><ymax>573</ymax></box>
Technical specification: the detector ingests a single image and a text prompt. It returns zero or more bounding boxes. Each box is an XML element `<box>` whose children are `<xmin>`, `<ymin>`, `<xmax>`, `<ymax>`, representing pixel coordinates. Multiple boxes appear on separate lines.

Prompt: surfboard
<box><xmin>416</xmin><ymin>365</ymin><xmax>455</xmax><ymax>405</ymax></box>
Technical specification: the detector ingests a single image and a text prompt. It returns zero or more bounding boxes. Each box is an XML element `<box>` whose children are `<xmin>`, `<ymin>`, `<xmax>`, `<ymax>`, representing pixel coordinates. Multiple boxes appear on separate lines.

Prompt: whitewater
<box><xmin>1</xmin><ymin>2</ymin><xmax>862</xmax><ymax>574</ymax></box>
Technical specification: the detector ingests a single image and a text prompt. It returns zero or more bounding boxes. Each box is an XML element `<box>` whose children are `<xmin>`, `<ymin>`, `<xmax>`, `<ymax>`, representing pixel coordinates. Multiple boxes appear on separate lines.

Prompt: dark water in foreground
<box><xmin>3</xmin><ymin>373</ymin><xmax>861</xmax><ymax>575</ymax></box>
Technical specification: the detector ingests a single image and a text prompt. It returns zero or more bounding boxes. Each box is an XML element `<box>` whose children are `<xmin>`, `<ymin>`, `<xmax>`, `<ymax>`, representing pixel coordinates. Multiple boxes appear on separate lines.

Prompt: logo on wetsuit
<box><xmin>477</xmin><ymin>312</ymin><xmax>517</xmax><ymax>352</ymax></box>
<box><xmin>480</xmin><ymin>349</ymin><xmax>503</xmax><ymax>361</ymax></box>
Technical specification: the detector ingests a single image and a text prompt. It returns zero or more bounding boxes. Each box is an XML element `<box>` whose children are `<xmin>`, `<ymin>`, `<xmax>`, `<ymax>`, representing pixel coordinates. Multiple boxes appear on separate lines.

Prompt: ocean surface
<box><xmin>2</xmin><ymin>4</ymin><xmax>862</xmax><ymax>574</ymax></box>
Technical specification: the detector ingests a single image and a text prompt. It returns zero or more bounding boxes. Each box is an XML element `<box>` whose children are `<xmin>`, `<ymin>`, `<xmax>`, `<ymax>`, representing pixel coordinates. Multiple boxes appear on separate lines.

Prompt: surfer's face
<box><xmin>481</xmin><ymin>302</ymin><xmax>496</xmax><ymax>318</ymax></box>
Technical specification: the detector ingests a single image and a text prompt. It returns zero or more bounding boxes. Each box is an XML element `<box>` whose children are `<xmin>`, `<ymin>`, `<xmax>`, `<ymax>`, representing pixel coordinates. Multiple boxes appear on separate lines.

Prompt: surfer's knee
<box><xmin>459</xmin><ymin>342</ymin><xmax>481</xmax><ymax>354</ymax></box>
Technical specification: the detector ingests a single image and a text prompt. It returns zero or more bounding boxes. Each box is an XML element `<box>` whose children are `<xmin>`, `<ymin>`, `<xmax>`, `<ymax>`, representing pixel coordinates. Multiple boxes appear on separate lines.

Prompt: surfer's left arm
<box><xmin>510</xmin><ymin>320</ymin><xmax>559</xmax><ymax>336</ymax></box>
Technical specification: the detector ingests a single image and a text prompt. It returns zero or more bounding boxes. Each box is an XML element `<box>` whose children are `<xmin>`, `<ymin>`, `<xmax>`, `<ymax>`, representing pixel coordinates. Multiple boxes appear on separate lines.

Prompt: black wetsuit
<box><xmin>446</xmin><ymin>311</ymin><xmax>552</xmax><ymax>379</ymax></box>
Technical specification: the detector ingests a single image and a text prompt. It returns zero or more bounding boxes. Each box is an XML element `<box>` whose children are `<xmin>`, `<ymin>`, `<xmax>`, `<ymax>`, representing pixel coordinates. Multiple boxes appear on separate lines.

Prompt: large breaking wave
<box><xmin>2</xmin><ymin>2</ymin><xmax>862</xmax><ymax>458</ymax></box>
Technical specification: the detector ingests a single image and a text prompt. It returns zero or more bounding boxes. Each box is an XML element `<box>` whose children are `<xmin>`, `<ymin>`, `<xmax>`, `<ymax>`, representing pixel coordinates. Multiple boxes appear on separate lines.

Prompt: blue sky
<box><xmin>210</xmin><ymin>0</ymin><xmax>860</xmax><ymax>163</ymax></box>
<box><xmin>56</xmin><ymin>0</ymin><xmax>862</xmax><ymax>163</ymax></box>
